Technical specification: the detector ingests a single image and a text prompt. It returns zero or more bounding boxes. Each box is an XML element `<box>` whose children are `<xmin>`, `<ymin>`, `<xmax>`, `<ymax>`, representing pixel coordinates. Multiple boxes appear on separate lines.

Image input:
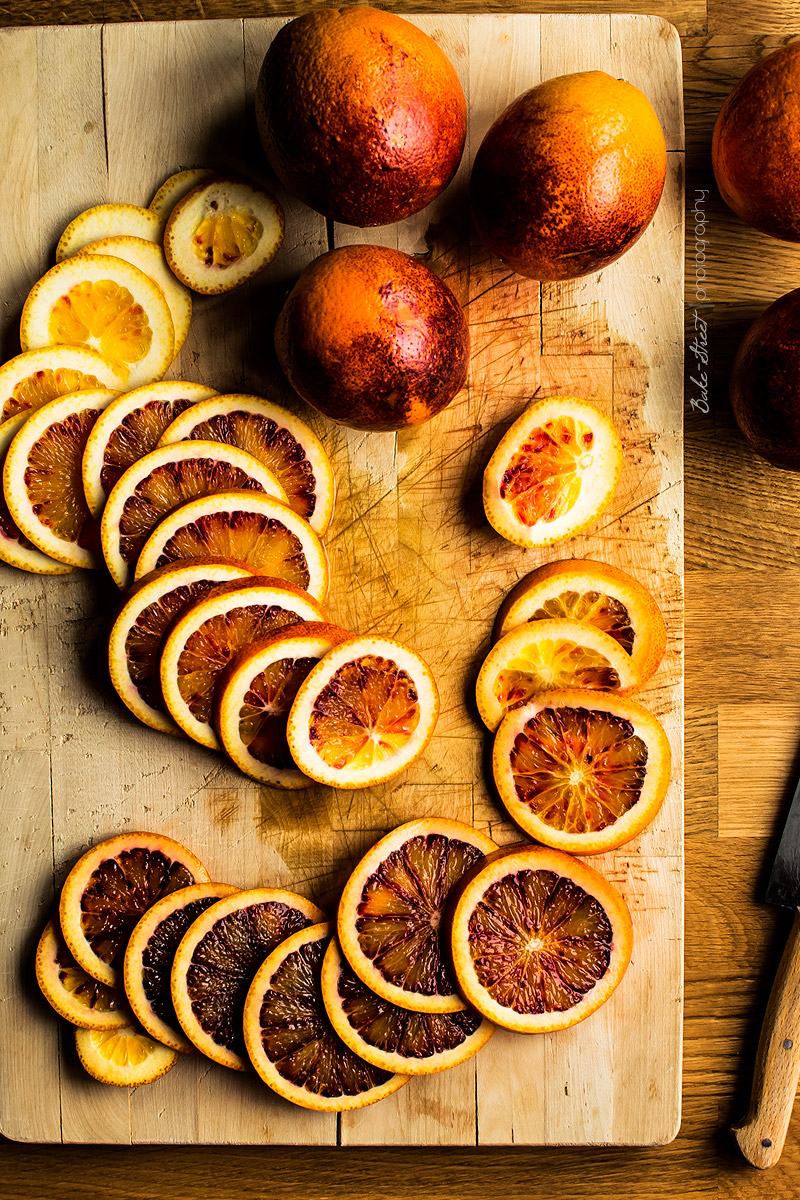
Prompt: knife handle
<box><xmin>732</xmin><ymin>906</ymin><xmax>800</xmax><ymax>1168</ymax></box>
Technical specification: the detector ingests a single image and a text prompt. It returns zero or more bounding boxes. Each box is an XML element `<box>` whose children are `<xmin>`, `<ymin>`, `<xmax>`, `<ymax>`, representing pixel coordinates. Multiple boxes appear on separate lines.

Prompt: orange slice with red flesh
<box><xmin>214</xmin><ymin>621</ymin><xmax>351</xmax><ymax>787</ymax></box>
<box><xmin>0</xmin><ymin>414</ymin><xmax>74</xmax><ymax>574</ymax></box>
<box><xmin>286</xmin><ymin>635</ymin><xmax>440</xmax><ymax>790</ymax></box>
<box><xmin>56</xmin><ymin>203</ymin><xmax>164</xmax><ymax>262</ymax></box>
<box><xmin>337</xmin><ymin>818</ymin><xmax>497</xmax><ymax>1014</ymax></box>
<box><xmin>35</xmin><ymin>919</ymin><xmax>131</xmax><ymax>1031</ymax></box>
<box><xmin>108</xmin><ymin>558</ymin><xmax>257</xmax><ymax>736</ymax></box>
<box><xmin>159</xmin><ymin>392</ymin><xmax>335</xmax><ymax>534</ymax></box>
<box><xmin>492</xmin><ymin>687</ymin><xmax>671</xmax><ymax>854</ymax></box>
<box><xmin>75</xmin><ymin>1024</ymin><xmax>178</xmax><ymax>1087</ymax></box>
<box><xmin>321</xmin><ymin>937</ymin><xmax>494</xmax><ymax>1076</ymax></box>
<box><xmin>483</xmin><ymin>397</ymin><xmax>623</xmax><ymax>548</ymax></box>
<box><xmin>244</xmin><ymin>922</ymin><xmax>408</xmax><ymax>1111</ymax></box>
<box><xmin>149</xmin><ymin>168</ymin><xmax>215</xmax><ymax>223</ymax></box>
<box><xmin>447</xmin><ymin>843</ymin><xmax>633</xmax><ymax>1033</ymax></box>
<box><xmin>159</xmin><ymin>577</ymin><xmax>327</xmax><ymax>749</ymax></box>
<box><xmin>171</xmin><ymin>888</ymin><xmax>326</xmax><ymax>1071</ymax></box>
<box><xmin>0</xmin><ymin>346</ymin><xmax>126</xmax><ymax>424</ymax></box>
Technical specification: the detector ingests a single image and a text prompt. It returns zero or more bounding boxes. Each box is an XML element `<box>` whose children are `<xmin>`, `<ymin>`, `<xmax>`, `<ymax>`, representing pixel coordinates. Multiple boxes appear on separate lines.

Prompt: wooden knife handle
<box><xmin>732</xmin><ymin>906</ymin><xmax>800</xmax><ymax>1168</ymax></box>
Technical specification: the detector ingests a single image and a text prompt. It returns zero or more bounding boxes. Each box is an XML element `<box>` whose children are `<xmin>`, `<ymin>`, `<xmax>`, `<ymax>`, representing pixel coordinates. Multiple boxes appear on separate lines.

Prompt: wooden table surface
<box><xmin>0</xmin><ymin>0</ymin><xmax>798</xmax><ymax>1196</ymax></box>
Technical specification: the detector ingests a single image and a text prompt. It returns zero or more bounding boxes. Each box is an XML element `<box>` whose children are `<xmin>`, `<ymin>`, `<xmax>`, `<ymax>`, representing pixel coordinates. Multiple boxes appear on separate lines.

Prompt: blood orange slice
<box><xmin>321</xmin><ymin>937</ymin><xmax>494</xmax><ymax>1076</ymax></box>
<box><xmin>159</xmin><ymin>393</ymin><xmax>335</xmax><ymax>534</ymax></box>
<box><xmin>492</xmin><ymin>688</ymin><xmax>671</xmax><ymax>854</ymax></box>
<box><xmin>0</xmin><ymin>346</ymin><xmax>126</xmax><ymax>423</ymax></box>
<box><xmin>337</xmin><ymin>818</ymin><xmax>497</xmax><ymax>1014</ymax></box>
<box><xmin>99</xmin><ymin>440</ymin><xmax>287</xmax><ymax>589</ymax></box>
<box><xmin>483</xmin><ymin>397</ymin><xmax>623</xmax><ymax>548</ymax></box>
<box><xmin>159</xmin><ymin>577</ymin><xmax>327</xmax><ymax>749</ymax></box>
<box><xmin>108</xmin><ymin>558</ymin><xmax>256</xmax><ymax>736</ymax></box>
<box><xmin>214</xmin><ymin>621</ymin><xmax>350</xmax><ymax>786</ymax></box>
<box><xmin>447</xmin><ymin>844</ymin><xmax>633</xmax><ymax>1033</ymax></box>
<box><xmin>75</xmin><ymin>1024</ymin><xmax>178</xmax><ymax>1087</ymax></box>
<box><xmin>123</xmin><ymin>882</ymin><xmax>239</xmax><ymax>1053</ymax></box>
<box><xmin>35</xmin><ymin>919</ymin><xmax>131</xmax><ymax>1031</ymax></box>
<box><xmin>171</xmin><ymin>888</ymin><xmax>325</xmax><ymax>1070</ymax></box>
<box><xmin>0</xmin><ymin>414</ymin><xmax>74</xmax><ymax>574</ymax></box>
<box><xmin>244</xmin><ymin>922</ymin><xmax>408</xmax><ymax>1110</ymax></box>
<box><xmin>286</xmin><ymin>636</ymin><xmax>440</xmax><ymax>790</ymax></box>
<box><xmin>56</xmin><ymin>203</ymin><xmax>164</xmax><ymax>261</ymax></box>
<box><xmin>59</xmin><ymin>831</ymin><xmax>210</xmax><ymax>988</ymax></box>
<box><xmin>149</xmin><ymin>168</ymin><xmax>215</xmax><ymax>223</ymax></box>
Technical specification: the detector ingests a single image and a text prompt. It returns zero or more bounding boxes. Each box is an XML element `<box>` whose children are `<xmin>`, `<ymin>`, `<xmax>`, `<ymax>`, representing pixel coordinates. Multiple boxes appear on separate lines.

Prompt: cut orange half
<box><xmin>123</xmin><ymin>882</ymin><xmax>239</xmax><ymax>1053</ymax></box>
<box><xmin>21</xmin><ymin>254</ymin><xmax>175</xmax><ymax>390</ymax></box>
<box><xmin>134</xmin><ymin>489</ymin><xmax>330</xmax><ymax>600</ymax></box>
<box><xmin>159</xmin><ymin>393</ymin><xmax>335</xmax><ymax>534</ymax></box>
<box><xmin>447</xmin><ymin>843</ymin><xmax>633</xmax><ymax>1033</ymax></box>
<box><xmin>244</xmin><ymin>922</ymin><xmax>408</xmax><ymax>1111</ymax></box>
<box><xmin>75</xmin><ymin>1024</ymin><xmax>178</xmax><ymax>1087</ymax></box>
<box><xmin>321</xmin><ymin>937</ymin><xmax>494</xmax><ymax>1076</ymax></box>
<box><xmin>475</xmin><ymin>617</ymin><xmax>639</xmax><ymax>732</ymax></box>
<box><xmin>286</xmin><ymin>636</ymin><xmax>440</xmax><ymax>790</ymax></box>
<box><xmin>0</xmin><ymin>345</ymin><xmax>126</xmax><ymax>424</ymax></box>
<box><xmin>159</xmin><ymin>577</ymin><xmax>327</xmax><ymax>749</ymax></box>
<box><xmin>492</xmin><ymin>688</ymin><xmax>672</xmax><ymax>854</ymax></box>
<box><xmin>214</xmin><ymin>621</ymin><xmax>351</xmax><ymax>787</ymax></box>
<box><xmin>483</xmin><ymin>397</ymin><xmax>623</xmax><ymax>548</ymax></box>
<box><xmin>337</xmin><ymin>818</ymin><xmax>497</xmax><ymax>1014</ymax></box>
<box><xmin>56</xmin><ymin>203</ymin><xmax>164</xmax><ymax>261</ymax></box>
<box><xmin>3</xmin><ymin>388</ymin><xmax>119</xmax><ymax>568</ymax></box>
<box><xmin>0</xmin><ymin>413</ymin><xmax>74</xmax><ymax>574</ymax></box>
<box><xmin>59</xmin><ymin>831</ymin><xmax>210</xmax><ymax>988</ymax></box>
<box><xmin>164</xmin><ymin>177</ymin><xmax>284</xmax><ymax>294</ymax></box>
<box><xmin>171</xmin><ymin>888</ymin><xmax>325</xmax><ymax>1071</ymax></box>
<box><xmin>100</xmin><ymin>440</ymin><xmax>288</xmax><ymax>589</ymax></box>
<box><xmin>108</xmin><ymin>558</ymin><xmax>256</xmax><ymax>736</ymax></box>
<box><xmin>149</xmin><ymin>168</ymin><xmax>215</xmax><ymax>223</ymax></box>
<box><xmin>82</xmin><ymin>380</ymin><xmax>217</xmax><ymax>517</ymax></box>
<box><xmin>35</xmin><ymin>919</ymin><xmax>131</xmax><ymax>1031</ymax></box>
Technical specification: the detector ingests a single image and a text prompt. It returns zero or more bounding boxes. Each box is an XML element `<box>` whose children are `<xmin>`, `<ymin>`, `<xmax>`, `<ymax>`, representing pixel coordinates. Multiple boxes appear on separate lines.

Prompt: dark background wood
<box><xmin>3</xmin><ymin>0</ymin><xmax>800</xmax><ymax>1195</ymax></box>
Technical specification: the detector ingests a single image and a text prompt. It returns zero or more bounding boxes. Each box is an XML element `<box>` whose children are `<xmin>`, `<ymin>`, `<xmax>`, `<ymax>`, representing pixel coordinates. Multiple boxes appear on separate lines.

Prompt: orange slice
<box><xmin>447</xmin><ymin>843</ymin><xmax>633</xmax><ymax>1033</ymax></box>
<box><xmin>134</xmin><ymin>489</ymin><xmax>330</xmax><ymax>599</ymax></box>
<box><xmin>82</xmin><ymin>380</ymin><xmax>217</xmax><ymax>517</ymax></box>
<box><xmin>494</xmin><ymin>559</ymin><xmax>668</xmax><ymax>687</ymax></box>
<box><xmin>21</xmin><ymin>254</ymin><xmax>175</xmax><ymax>390</ymax></box>
<box><xmin>0</xmin><ymin>345</ymin><xmax>126</xmax><ymax>424</ymax></box>
<box><xmin>149</xmin><ymin>168</ymin><xmax>215</xmax><ymax>223</ymax></box>
<box><xmin>100</xmin><ymin>440</ymin><xmax>288</xmax><ymax>589</ymax></box>
<box><xmin>75</xmin><ymin>1024</ymin><xmax>178</xmax><ymax>1087</ymax></box>
<box><xmin>56</xmin><ymin>203</ymin><xmax>164</xmax><ymax>261</ymax></box>
<box><xmin>59</xmin><ymin>831</ymin><xmax>210</xmax><ymax>988</ymax></box>
<box><xmin>108</xmin><ymin>558</ymin><xmax>256</xmax><ymax>736</ymax></box>
<box><xmin>171</xmin><ymin>888</ymin><xmax>325</xmax><ymax>1070</ymax></box>
<box><xmin>164</xmin><ymin>177</ymin><xmax>284</xmax><ymax>294</ymax></box>
<box><xmin>35</xmin><ymin>919</ymin><xmax>131</xmax><ymax>1031</ymax></box>
<box><xmin>321</xmin><ymin>937</ymin><xmax>494</xmax><ymax>1076</ymax></box>
<box><xmin>475</xmin><ymin>617</ymin><xmax>639</xmax><ymax>732</ymax></box>
<box><xmin>159</xmin><ymin>393</ymin><xmax>335</xmax><ymax>534</ymax></box>
<box><xmin>483</xmin><ymin>397</ymin><xmax>623</xmax><ymax>548</ymax></box>
<box><xmin>337</xmin><ymin>818</ymin><xmax>497</xmax><ymax>1013</ymax></box>
<box><xmin>492</xmin><ymin>688</ymin><xmax>672</xmax><ymax>854</ymax></box>
<box><xmin>3</xmin><ymin>388</ymin><xmax>119</xmax><ymax>568</ymax></box>
<box><xmin>123</xmin><ymin>882</ymin><xmax>239</xmax><ymax>1053</ymax></box>
<box><xmin>0</xmin><ymin>413</ymin><xmax>74</xmax><ymax>574</ymax></box>
<box><xmin>286</xmin><ymin>636</ymin><xmax>439</xmax><ymax>790</ymax></box>
<box><xmin>244</xmin><ymin>922</ymin><xmax>408</xmax><ymax>1111</ymax></box>
<box><xmin>159</xmin><ymin>577</ymin><xmax>327</xmax><ymax>749</ymax></box>
<box><xmin>214</xmin><ymin>621</ymin><xmax>351</xmax><ymax>786</ymax></box>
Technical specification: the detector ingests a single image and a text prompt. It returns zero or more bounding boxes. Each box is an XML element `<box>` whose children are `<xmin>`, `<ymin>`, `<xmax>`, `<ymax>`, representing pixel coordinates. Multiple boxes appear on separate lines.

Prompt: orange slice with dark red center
<box><xmin>35</xmin><ymin>919</ymin><xmax>132</xmax><ymax>1031</ymax></box>
<box><xmin>0</xmin><ymin>346</ymin><xmax>126</xmax><ymax>423</ymax></box>
<box><xmin>0</xmin><ymin>413</ymin><xmax>74</xmax><ymax>574</ymax></box>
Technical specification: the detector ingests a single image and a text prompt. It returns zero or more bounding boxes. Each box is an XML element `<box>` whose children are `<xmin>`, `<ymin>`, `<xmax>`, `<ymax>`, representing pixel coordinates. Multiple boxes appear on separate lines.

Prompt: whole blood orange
<box><xmin>729</xmin><ymin>287</ymin><xmax>800</xmax><ymax>470</ymax></box>
<box><xmin>255</xmin><ymin>8</ymin><xmax>466</xmax><ymax>227</ymax></box>
<box><xmin>275</xmin><ymin>245</ymin><xmax>469</xmax><ymax>431</ymax></box>
<box><xmin>471</xmin><ymin>72</ymin><xmax>666</xmax><ymax>280</ymax></box>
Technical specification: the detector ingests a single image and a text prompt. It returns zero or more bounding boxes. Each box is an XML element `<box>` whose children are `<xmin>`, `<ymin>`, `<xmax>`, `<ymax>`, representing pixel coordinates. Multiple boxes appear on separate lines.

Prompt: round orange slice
<box><xmin>3</xmin><ymin>388</ymin><xmax>119</xmax><ymax>568</ymax></box>
<box><xmin>0</xmin><ymin>414</ymin><xmax>74</xmax><ymax>574</ymax></box>
<box><xmin>99</xmin><ymin>440</ymin><xmax>288</xmax><ymax>589</ymax></box>
<box><xmin>59</xmin><ymin>831</ymin><xmax>210</xmax><ymax>988</ymax></box>
<box><xmin>149</xmin><ymin>168</ymin><xmax>215</xmax><ymax>223</ymax></box>
<box><xmin>159</xmin><ymin>393</ymin><xmax>335</xmax><ymax>534</ymax></box>
<box><xmin>108</xmin><ymin>558</ymin><xmax>256</xmax><ymax>736</ymax></box>
<box><xmin>0</xmin><ymin>345</ymin><xmax>126</xmax><ymax>424</ymax></box>
<box><xmin>35</xmin><ymin>919</ymin><xmax>131</xmax><ymax>1031</ymax></box>
<box><xmin>134</xmin><ymin>489</ymin><xmax>330</xmax><ymax>599</ymax></box>
<box><xmin>21</xmin><ymin>254</ymin><xmax>175</xmax><ymax>390</ymax></box>
<box><xmin>447</xmin><ymin>843</ymin><xmax>633</xmax><ymax>1033</ymax></box>
<box><xmin>483</xmin><ymin>397</ymin><xmax>623</xmax><ymax>548</ymax></box>
<box><xmin>492</xmin><ymin>688</ymin><xmax>672</xmax><ymax>854</ymax></box>
<box><xmin>123</xmin><ymin>882</ymin><xmax>239</xmax><ymax>1053</ymax></box>
<box><xmin>159</xmin><ymin>577</ymin><xmax>327</xmax><ymax>749</ymax></box>
<box><xmin>75</xmin><ymin>1024</ymin><xmax>178</xmax><ymax>1087</ymax></box>
<box><xmin>56</xmin><ymin>203</ymin><xmax>164</xmax><ymax>261</ymax></box>
<box><xmin>214</xmin><ymin>621</ymin><xmax>351</xmax><ymax>786</ymax></box>
<box><xmin>321</xmin><ymin>937</ymin><xmax>494</xmax><ymax>1076</ymax></box>
<box><xmin>171</xmin><ymin>888</ymin><xmax>325</xmax><ymax>1070</ymax></box>
<box><xmin>337</xmin><ymin>818</ymin><xmax>497</xmax><ymax>1014</ymax></box>
<box><xmin>475</xmin><ymin>617</ymin><xmax>639</xmax><ymax>732</ymax></box>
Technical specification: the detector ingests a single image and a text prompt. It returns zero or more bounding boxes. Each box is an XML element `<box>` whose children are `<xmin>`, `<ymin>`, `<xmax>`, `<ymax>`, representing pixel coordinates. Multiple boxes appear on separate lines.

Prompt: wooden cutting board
<box><xmin>0</xmin><ymin>12</ymin><xmax>684</xmax><ymax>1146</ymax></box>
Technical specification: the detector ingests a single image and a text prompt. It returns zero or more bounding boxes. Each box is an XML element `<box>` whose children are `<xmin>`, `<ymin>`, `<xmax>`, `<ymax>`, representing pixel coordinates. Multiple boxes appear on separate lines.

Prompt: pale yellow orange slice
<box><xmin>56</xmin><ymin>203</ymin><xmax>164</xmax><ymax>261</ymax></box>
<box><xmin>148</xmin><ymin>168</ymin><xmax>214</xmax><ymax>223</ymax></box>
<box><xmin>75</xmin><ymin>1024</ymin><xmax>178</xmax><ymax>1087</ymax></box>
